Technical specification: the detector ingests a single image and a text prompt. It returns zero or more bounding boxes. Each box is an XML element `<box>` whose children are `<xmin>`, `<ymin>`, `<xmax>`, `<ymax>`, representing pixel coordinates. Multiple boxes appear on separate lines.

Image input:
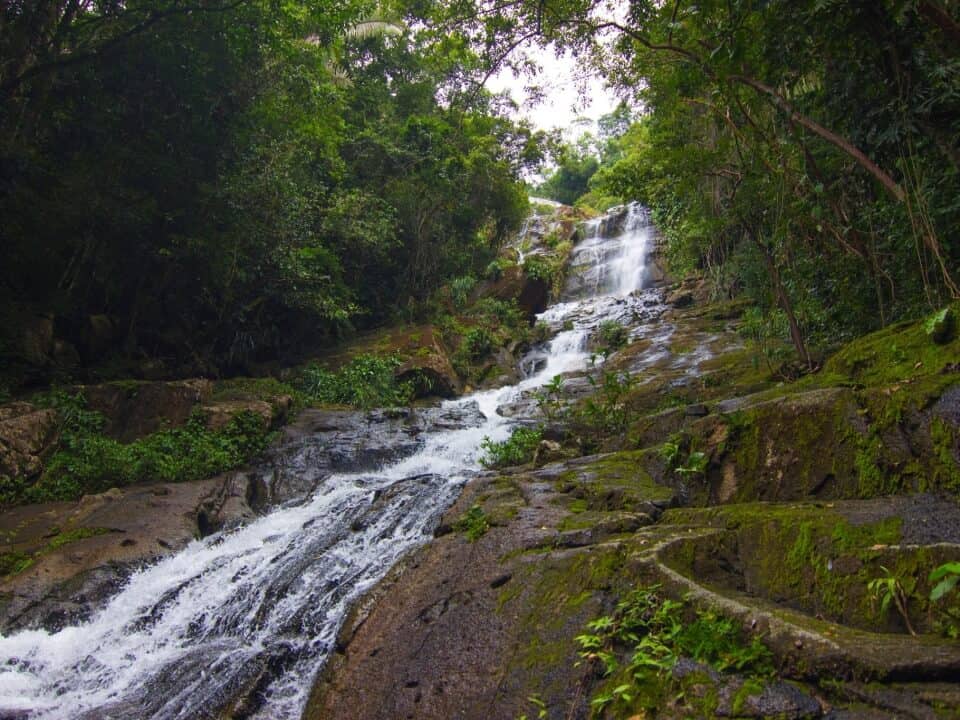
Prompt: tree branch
<box><xmin>729</xmin><ymin>75</ymin><xmax>906</xmax><ymax>202</ymax></box>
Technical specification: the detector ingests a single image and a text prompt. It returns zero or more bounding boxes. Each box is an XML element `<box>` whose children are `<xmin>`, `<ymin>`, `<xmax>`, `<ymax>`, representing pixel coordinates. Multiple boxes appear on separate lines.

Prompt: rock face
<box><xmin>0</xmin><ymin>473</ymin><xmax>255</xmax><ymax>633</ymax></box>
<box><xmin>393</xmin><ymin>327</ymin><xmax>462</xmax><ymax>398</ymax></box>
<box><xmin>256</xmin><ymin>403</ymin><xmax>485</xmax><ymax>507</ymax></box>
<box><xmin>0</xmin><ymin>398</ymin><xmax>488</xmax><ymax>635</ymax></box>
<box><xmin>199</xmin><ymin>396</ymin><xmax>292</xmax><ymax>431</ymax></box>
<box><xmin>308</xmin><ymin>292</ymin><xmax>960</xmax><ymax>719</ymax></box>
<box><xmin>306</xmin><ymin>460</ymin><xmax>676</xmax><ymax>720</ymax></box>
<box><xmin>484</xmin><ymin>265</ymin><xmax>550</xmax><ymax>320</ymax></box>
<box><xmin>0</xmin><ymin>403</ymin><xmax>59</xmax><ymax>480</ymax></box>
<box><xmin>81</xmin><ymin>379</ymin><xmax>214</xmax><ymax>442</ymax></box>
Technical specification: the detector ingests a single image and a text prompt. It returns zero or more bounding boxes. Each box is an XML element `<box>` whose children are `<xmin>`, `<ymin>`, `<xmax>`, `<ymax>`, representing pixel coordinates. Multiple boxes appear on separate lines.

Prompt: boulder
<box><xmin>0</xmin><ymin>403</ymin><xmax>59</xmax><ymax>480</ymax></box>
<box><xmin>0</xmin><ymin>473</ymin><xmax>256</xmax><ymax>633</ymax></box>
<box><xmin>392</xmin><ymin>328</ymin><xmax>461</xmax><ymax>398</ymax></box>
<box><xmin>81</xmin><ymin>379</ymin><xmax>214</xmax><ymax>442</ymax></box>
<box><xmin>482</xmin><ymin>266</ymin><xmax>549</xmax><ymax>320</ymax></box>
<box><xmin>199</xmin><ymin>399</ymin><xmax>275</xmax><ymax>431</ymax></box>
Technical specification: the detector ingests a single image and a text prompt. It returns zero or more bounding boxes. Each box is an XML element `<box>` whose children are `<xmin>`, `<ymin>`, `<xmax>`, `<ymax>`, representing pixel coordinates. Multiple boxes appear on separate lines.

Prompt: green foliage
<box><xmin>0</xmin><ymin>0</ymin><xmax>536</xmax><ymax>390</ymax></box>
<box><xmin>925</xmin><ymin>307</ymin><xmax>956</xmax><ymax>344</ymax></box>
<box><xmin>533</xmin><ymin>374</ymin><xmax>566</xmax><ymax>421</ymax></box>
<box><xmin>867</xmin><ymin>566</ymin><xmax>917</xmax><ymax>635</ymax></box>
<box><xmin>597</xmin><ymin>320</ymin><xmax>628</xmax><ymax>354</ymax></box>
<box><xmin>675</xmin><ymin>450</ymin><xmax>708</xmax><ymax>476</ymax></box>
<box><xmin>739</xmin><ymin>307</ymin><xmax>792</xmax><ymax>373</ymax></box>
<box><xmin>575</xmin><ymin>370</ymin><xmax>637</xmax><ymax>435</ymax></box>
<box><xmin>450</xmin><ymin>276</ymin><xmax>478</xmax><ymax>310</ymax></box>
<box><xmin>461</xmin><ymin>327</ymin><xmax>495</xmax><ymax>361</ymax></box>
<box><xmin>454</xmin><ymin>504</ymin><xmax>490</xmax><ymax>542</ymax></box>
<box><xmin>480</xmin><ymin>426</ymin><xmax>543</xmax><ymax>468</ymax></box>
<box><xmin>930</xmin><ymin>562</ymin><xmax>960</xmax><ymax>602</ymax></box>
<box><xmin>930</xmin><ymin>562</ymin><xmax>960</xmax><ymax>639</ymax></box>
<box><xmin>537</xmin><ymin>136</ymin><xmax>601</xmax><ymax>205</ymax></box>
<box><xmin>577</xmin><ymin>584</ymin><xmax>773</xmax><ymax>715</ymax></box>
<box><xmin>28</xmin><ymin>410</ymin><xmax>270</xmax><ymax>504</ymax></box>
<box><xmin>300</xmin><ymin>354</ymin><xmax>413</xmax><ymax>409</ymax></box>
<box><xmin>15</xmin><ymin>396</ymin><xmax>270</xmax><ymax>505</ymax></box>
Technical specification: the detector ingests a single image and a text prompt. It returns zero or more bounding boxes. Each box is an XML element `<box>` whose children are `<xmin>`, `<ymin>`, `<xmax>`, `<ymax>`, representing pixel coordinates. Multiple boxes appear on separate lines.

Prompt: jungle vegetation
<box><xmin>2</xmin><ymin>0</ymin><xmax>958</xmax><ymax>389</ymax></box>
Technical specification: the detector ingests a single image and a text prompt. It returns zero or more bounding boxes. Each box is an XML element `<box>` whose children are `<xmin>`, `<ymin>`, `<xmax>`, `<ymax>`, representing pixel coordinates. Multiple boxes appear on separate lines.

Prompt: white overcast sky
<box><xmin>486</xmin><ymin>51</ymin><xmax>621</xmax><ymax>135</ymax></box>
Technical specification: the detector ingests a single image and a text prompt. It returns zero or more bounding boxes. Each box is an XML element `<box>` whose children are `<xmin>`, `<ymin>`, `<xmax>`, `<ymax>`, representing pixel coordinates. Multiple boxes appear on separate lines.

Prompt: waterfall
<box><xmin>0</xmin><ymin>202</ymin><xmax>656</xmax><ymax>720</ymax></box>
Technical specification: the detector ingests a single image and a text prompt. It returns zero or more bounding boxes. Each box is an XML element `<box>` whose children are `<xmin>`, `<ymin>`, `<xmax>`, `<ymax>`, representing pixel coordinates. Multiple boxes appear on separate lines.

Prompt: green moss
<box><xmin>212</xmin><ymin>376</ymin><xmax>303</xmax><ymax>408</ymax></box>
<box><xmin>46</xmin><ymin>526</ymin><xmax>111</xmax><ymax>550</ymax></box>
<box><xmin>855</xmin><ymin>433</ymin><xmax>899</xmax><ymax>497</ymax></box>
<box><xmin>930</xmin><ymin>418</ymin><xmax>960</xmax><ymax>491</ymax></box>
<box><xmin>0</xmin><ymin>551</ymin><xmax>33</xmax><ymax>577</ymax></box>
<box><xmin>731</xmin><ymin>678</ymin><xmax>765</xmax><ymax>715</ymax></box>
<box><xmin>0</xmin><ymin>526</ymin><xmax>114</xmax><ymax>578</ymax></box>
<box><xmin>823</xmin><ymin>303</ymin><xmax>960</xmax><ymax>388</ymax></box>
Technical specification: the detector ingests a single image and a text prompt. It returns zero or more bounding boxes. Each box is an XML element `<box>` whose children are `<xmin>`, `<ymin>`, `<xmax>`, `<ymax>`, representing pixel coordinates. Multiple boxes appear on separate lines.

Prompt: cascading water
<box><xmin>0</xmin><ymin>202</ymin><xmax>656</xmax><ymax>720</ymax></box>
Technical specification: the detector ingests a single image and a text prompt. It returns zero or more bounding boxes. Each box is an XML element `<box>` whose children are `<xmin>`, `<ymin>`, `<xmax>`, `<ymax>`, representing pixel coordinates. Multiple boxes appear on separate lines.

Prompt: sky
<box><xmin>486</xmin><ymin>51</ymin><xmax>621</xmax><ymax>135</ymax></box>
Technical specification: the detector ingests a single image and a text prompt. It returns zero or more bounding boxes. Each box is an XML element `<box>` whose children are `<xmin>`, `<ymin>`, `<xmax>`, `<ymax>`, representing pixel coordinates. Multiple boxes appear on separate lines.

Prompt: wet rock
<box><xmin>0</xmin><ymin>403</ymin><xmax>58</xmax><ymax>480</ymax></box>
<box><xmin>667</xmin><ymin>289</ymin><xmax>694</xmax><ymax>308</ymax></box>
<box><xmin>262</xmin><ymin>403</ymin><xmax>485</xmax><ymax>506</ymax></box>
<box><xmin>0</xmin><ymin>473</ymin><xmax>254</xmax><ymax>633</ymax></box>
<box><xmin>716</xmin><ymin>677</ymin><xmax>822</xmax><ymax>718</ymax></box>
<box><xmin>684</xmin><ymin>402</ymin><xmax>709</xmax><ymax>417</ymax></box>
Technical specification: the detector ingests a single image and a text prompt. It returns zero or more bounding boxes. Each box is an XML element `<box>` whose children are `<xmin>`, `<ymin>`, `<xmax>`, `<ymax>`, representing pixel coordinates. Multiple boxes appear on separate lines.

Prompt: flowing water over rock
<box><xmin>0</xmin><ymin>203</ymin><xmax>657</xmax><ymax>720</ymax></box>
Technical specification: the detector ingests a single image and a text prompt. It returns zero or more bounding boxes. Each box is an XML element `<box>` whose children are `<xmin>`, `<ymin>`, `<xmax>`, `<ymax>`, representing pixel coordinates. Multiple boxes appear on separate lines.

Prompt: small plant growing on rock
<box><xmin>675</xmin><ymin>450</ymin><xmax>708</xmax><ymax>476</ymax></box>
<box><xmin>597</xmin><ymin>320</ymin><xmax>628</xmax><ymax>353</ymax></box>
<box><xmin>929</xmin><ymin>562</ymin><xmax>960</xmax><ymax>638</ymax></box>
<box><xmin>454</xmin><ymin>504</ymin><xmax>489</xmax><ymax>542</ymax></box>
<box><xmin>533</xmin><ymin>375</ymin><xmax>565</xmax><ymax>421</ymax></box>
<box><xmin>868</xmin><ymin>566</ymin><xmax>916</xmax><ymax>635</ymax></box>
<box><xmin>576</xmin><ymin>584</ymin><xmax>773</xmax><ymax>716</ymax></box>
<box><xmin>480</xmin><ymin>426</ymin><xmax>543</xmax><ymax>468</ymax></box>
<box><xmin>576</xmin><ymin>370</ymin><xmax>636</xmax><ymax>434</ymax></box>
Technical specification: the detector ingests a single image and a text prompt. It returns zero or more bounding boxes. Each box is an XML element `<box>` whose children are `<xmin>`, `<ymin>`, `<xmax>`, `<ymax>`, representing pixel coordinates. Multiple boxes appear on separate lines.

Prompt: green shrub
<box><xmin>480</xmin><ymin>426</ymin><xmax>543</xmax><ymax>468</ymax></box>
<box><xmin>462</xmin><ymin>327</ymin><xmax>494</xmax><ymax>360</ymax></box>
<box><xmin>523</xmin><ymin>256</ymin><xmax>554</xmax><ymax>283</ymax></box>
<box><xmin>575</xmin><ymin>370</ymin><xmax>636</xmax><ymax>434</ymax></box>
<box><xmin>28</xmin><ymin>409</ymin><xmax>271</xmax><ymax>503</ymax></box>
<box><xmin>598</xmin><ymin>320</ymin><xmax>628</xmax><ymax>352</ymax></box>
<box><xmin>454</xmin><ymin>504</ymin><xmax>490</xmax><ymax>541</ymax></box>
<box><xmin>450</xmin><ymin>275</ymin><xmax>477</xmax><ymax>309</ymax></box>
<box><xmin>577</xmin><ymin>584</ymin><xmax>773</xmax><ymax>715</ymax></box>
<box><xmin>469</xmin><ymin>298</ymin><xmax>524</xmax><ymax>327</ymax></box>
<box><xmin>299</xmin><ymin>354</ymin><xmax>414</xmax><ymax>408</ymax></box>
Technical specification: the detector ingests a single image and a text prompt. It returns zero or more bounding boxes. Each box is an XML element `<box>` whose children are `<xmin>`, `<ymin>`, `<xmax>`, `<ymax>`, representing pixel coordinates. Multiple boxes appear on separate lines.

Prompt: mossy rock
<box><xmin>659</xmin><ymin>500</ymin><xmax>960</xmax><ymax>635</ymax></box>
<box><xmin>822</xmin><ymin>303</ymin><xmax>960</xmax><ymax>388</ymax></box>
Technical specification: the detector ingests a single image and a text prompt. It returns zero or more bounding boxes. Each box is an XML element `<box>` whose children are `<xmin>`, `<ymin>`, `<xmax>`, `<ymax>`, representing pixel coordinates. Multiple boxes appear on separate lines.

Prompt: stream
<box><xmin>0</xmin><ymin>203</ymin><xmax>656</xmax><ymax>720</ymax></box>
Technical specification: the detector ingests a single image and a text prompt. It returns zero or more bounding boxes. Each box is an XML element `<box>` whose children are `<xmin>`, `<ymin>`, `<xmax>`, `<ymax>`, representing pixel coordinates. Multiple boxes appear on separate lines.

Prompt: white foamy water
<box><xmin>0</xmin><ymin>202</ymin><xmax>655</xmax><ymax>720</ymax></box>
